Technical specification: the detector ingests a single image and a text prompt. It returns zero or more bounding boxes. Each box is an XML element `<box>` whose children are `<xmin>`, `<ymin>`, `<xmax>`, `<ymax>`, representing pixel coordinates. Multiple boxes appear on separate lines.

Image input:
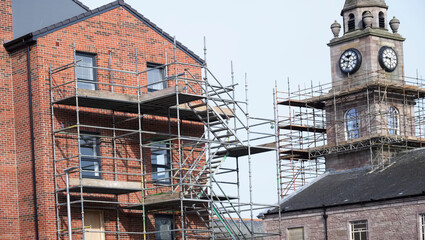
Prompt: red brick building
<box><xmin>0</xmin><ymin>0</ymin><xmax>278</xmax><ymax>239</ymax></box>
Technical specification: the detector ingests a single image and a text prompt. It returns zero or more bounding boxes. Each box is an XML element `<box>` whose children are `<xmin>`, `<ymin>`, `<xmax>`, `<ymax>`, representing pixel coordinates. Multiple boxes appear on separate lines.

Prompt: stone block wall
<box><xmin>263</xmin><ymin>197</ymin><xmax>425</xmax><ymax>240</ymax></box>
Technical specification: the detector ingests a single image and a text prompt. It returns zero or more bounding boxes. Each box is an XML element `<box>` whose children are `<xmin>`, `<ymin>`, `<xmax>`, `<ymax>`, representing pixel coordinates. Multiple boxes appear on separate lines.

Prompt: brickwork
<box><xmin>0</xmin><ymin>0</ymin><xmax>20</xmax><ymax>239</ymax></box>
<box><xmin>264</xmin><ymin>197</ymin><xmax>425</xmax><ymax>240</ymax></box>
<box><xmin>2</xmin><ymin>3</ymin><xmax>208</xmax><ymax>239</ymax></box>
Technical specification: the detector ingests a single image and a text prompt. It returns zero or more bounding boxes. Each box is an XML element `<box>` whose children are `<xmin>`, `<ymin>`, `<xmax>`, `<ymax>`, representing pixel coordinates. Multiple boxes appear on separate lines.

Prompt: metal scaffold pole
<box><xmin>72</xmin><ymin>40</ymin><xmax>86</xmax><ymax>240</ymax></box>
<box><xmin>50</xmin><ymin>64</ymin><xmax>61</xmax><ymax>240</ymax></box>
<box><xmin>49</xmin><ymin>40</ymin><xmax>283</xmax><ymax>239</ymax></box>
<box><xmin>273</xmin><ymin>86</ymin><xmax>283</xmax><ymax>240</ymax></box>
<box><xmin>244</xmin><ymin>73</ymin><xmax>254</xmax><ymax>240</ymax></box>
<box><xmin>135</xmin><ymin>48</ymin><xmax>147</xmax><ymax>240</ymax></box>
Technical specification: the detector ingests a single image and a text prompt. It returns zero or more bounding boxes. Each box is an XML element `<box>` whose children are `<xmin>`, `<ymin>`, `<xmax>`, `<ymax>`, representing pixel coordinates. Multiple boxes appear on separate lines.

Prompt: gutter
<box><xmin>274</xmin><ymin>191</ymin><xmax>425</xmax><ymax>215</ymax></box>
<box><xmin>26</xmin><ymin>42</ymin><xmax>40</xmax><ymax>240</ymax></box>
<box><xmin>4</xmin><ymin>33</ymin><xmax>35</xmax><ymax>52</ymax></box>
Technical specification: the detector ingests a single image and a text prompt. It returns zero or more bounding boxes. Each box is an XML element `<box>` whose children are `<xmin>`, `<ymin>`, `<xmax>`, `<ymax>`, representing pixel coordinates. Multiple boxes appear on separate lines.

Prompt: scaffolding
<box><xmin>276</xmin><ymin>70</ymin><xmax>425</xmax><ymax>197</ymax></box>
<box><xmin>50</xmin><ymin>40</ymin><xmax>281</xmax><ymax>239</ymax></box>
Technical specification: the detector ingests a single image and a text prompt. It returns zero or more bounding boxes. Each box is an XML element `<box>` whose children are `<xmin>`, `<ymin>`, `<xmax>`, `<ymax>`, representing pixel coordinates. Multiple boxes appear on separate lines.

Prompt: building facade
<box><xmin>0</xmin><ymin>0</ymin><xmax>279</xmax><ymax>239</ymax></box>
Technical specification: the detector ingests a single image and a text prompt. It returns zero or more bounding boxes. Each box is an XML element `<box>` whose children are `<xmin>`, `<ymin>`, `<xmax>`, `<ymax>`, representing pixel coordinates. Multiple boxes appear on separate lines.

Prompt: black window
<box><xmin>151</xmin><ymin>143</ymin><xmax>171</xmax><ymax>184</ymax></box>
<box><xmin>348</xmin><ymin>14</ymin><xmax>356</xmax><ymax>31</ymax></box>
<box><xmin>155</xmin><ymin>215</ymin><xmax>174</xmax><ymax>240</ymax></box>
<box><xmin>79</xmin><ymin>133</ymin><xmax>101</xmax><ymax>178</ymax></box>
<box><xmin>147</xmin><ymin>63</ymin><xmax>166</xmax><ymax>92</ymax></box>
<box><xmin>76</xmin><ymin>52</ymin><xmax>97</xmax><ymax>90</ymax></box>
<box><xmin>379</xmin><ymin>12</ymin><xmax>385</xmax><ymax>28</ymax></box>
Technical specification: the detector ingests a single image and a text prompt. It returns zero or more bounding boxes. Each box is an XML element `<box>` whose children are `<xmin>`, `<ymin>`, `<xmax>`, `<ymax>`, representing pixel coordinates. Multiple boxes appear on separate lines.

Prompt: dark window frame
<box><xmin>155</xmin><ymin>214</ymin><xmax>174</xmax><ymax>240</ymax></box>
<box><xmin>79</xmin><ymin>132</ymin><xmax>102</xmax><ymax>179</ymax></box>
<box><xmin>146</xmin><ymin>62</ymin><xmax>167</xmax><ymax>92</ymax></box>
<box><xmin>76</xmin><ymin>51</ymin><xmax>98</xmax><ymax>90</ymax></box>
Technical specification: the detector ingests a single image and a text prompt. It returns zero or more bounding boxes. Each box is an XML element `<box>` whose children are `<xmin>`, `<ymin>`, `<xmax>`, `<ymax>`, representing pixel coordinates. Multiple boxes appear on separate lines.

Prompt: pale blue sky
<box><xmin>83</xmin><ymin>0</ymin><xmax>425</xmax><ymax>217</ymax></box>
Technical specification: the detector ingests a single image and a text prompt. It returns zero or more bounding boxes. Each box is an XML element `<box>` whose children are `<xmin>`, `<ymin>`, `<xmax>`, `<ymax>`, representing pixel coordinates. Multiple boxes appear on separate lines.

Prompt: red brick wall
<box><xmin>0</xmin><ymin>0</ymin><xmax>20</xmax><ymax>239</ymax></box>
<box><xmin>8</xmin><ymin>5</ymin><xmax>206</xmax><ymax>239</ymax></box>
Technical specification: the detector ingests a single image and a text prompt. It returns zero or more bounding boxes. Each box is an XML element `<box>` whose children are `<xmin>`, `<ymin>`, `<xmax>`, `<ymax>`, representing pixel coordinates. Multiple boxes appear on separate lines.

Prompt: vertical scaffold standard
<box><xmin>276</xmin><ymin>70</ymin><xmax>425</xmax><ymax>197</ymax></box>
<box><xmin>50</xmin><ymin>39</ymin><xmax>281</xmax><ymax>239</ymax></box>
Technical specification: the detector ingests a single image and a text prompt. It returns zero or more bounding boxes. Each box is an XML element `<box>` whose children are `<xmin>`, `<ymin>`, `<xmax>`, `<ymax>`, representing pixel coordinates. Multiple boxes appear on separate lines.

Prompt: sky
<box><xmin>82</xmin><ymin>0</ymin><xmax>425</xmax><ymax>217</ymax></box>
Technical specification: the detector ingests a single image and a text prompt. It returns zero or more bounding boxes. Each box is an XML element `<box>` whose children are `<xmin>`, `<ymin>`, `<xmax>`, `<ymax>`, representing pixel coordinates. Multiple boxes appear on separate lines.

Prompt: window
<box><xmin>387</xmin><ymin>106</ymin><xmax>399</xmax><ymax>135</ymax></box>
<box><xmin>379</xmin><ymin>12</ymin><xmax>385</xmax><ymax>28</ymax></box>
<box><xmin>348</xmin><ymin>14</ymin><xmax>356</xmax><ymax>31</ymax></box>
<box><xmin>421</xmin><ymin>214</ymin><xmax>425</xmax><ymax>240</ymax></box>
<box><xmin>80</xmin><ymin>133</ymin><xmax>101</xmax><ymax>178</ymax></box>
<box><xmin>345</xmin><ymin>109</ymin><xmax>360</xmax><ymax>140</ymax></box>
<box><xmin>155</xmin><ymin>215</ymin><xmax>174</xmax><ymax>240</ymax></box>
<box><xmin>76</xmin><ymin>52</ymin><xmax>96</xmax><ymax>90</ymax></box>
<box><xmin>147</xmin><ymin>63</ymin><xmax>166</xmax><ymax>92</ymax></box>
<box><xmin>151</xmin><ymin>143</ymin><xmax>171</xmax><ymax>184</ymax></box>
<box><xmin>288</xmin><ymin>227</ymin><xmax>304</xmax><ymax>240</ymax></box>
<box><xmin>350</xmin><ymin>220</ymin><xmax>368</xmax><ymax>240</ymax></box>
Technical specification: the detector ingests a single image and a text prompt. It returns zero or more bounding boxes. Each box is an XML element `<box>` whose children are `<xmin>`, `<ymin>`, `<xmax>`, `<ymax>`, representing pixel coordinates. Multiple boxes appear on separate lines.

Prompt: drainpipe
<box><xmin>27</xmin><ymin>43</ymin><xmax>40</xmax><ymax>240</ymax></box>
<box><xmin>323</xmin><ymin>207</ymin><xmax>328</xmax><ymax>240</ymax></box>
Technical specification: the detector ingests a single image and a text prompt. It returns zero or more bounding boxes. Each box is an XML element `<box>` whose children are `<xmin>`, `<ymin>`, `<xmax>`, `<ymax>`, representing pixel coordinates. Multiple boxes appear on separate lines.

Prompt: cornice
<box><xmin>328</xmin><ymin>28</ymin><xmax>405</xmax><ymax>47</ymax></box>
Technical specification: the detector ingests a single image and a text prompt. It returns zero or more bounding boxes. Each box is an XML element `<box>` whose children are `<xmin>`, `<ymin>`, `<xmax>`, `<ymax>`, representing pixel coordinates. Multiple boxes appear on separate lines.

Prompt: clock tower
<box><xmin>329</xmin><ymin>0</ymin><xmax>405</xmax><ymax>88</ymax></box>
<box><xmin>324</xmin><ymin>0</ymin><xmax>417</xmax><ymax>170</ymax></box>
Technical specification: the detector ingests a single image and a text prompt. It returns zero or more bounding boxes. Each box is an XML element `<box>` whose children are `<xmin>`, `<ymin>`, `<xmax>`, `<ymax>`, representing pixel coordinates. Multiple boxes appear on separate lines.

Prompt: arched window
<box><xmin>379</xmin><ymin>12</ymin><xmax>385</xmax><ymax>28</ymax></box>
<box><xmin>348</xmin><ymin>14</ymin><xmax>356</xmax><ymax>31</ymax></box>
<box><xmin>345</xmin><ymin>109</ymin><xmax>360</xmax><ymax>140</ymax></box>
<box><xmin>387</xmin><ymin>106</ymin><xmax>399</xmax><ymax>135</ymax></box>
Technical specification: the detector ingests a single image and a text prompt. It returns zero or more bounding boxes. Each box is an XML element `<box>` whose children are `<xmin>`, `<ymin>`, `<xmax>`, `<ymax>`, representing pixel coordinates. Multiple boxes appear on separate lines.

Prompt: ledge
<box><xmin>60</xmin><ymin>178</ymin><xmax>143</xmax><ymax>195</ymax></box>
<box><xmin>328</xmin><ymin>28</ymin><xmax>405</xmax><ymax>46</ymax></box>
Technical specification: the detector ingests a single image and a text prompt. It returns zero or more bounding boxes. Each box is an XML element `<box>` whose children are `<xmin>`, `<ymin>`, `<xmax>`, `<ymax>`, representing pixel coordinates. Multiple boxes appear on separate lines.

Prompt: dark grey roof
<box><xmin>6</xmin><ymin>0</ymin><xmax>204</xmax><ymax>64</ymax></box>
<box><xmin>264</xmin><ymin>148</ymin><xmax>425</xmax><ymax>215</ymax></box>
<box><xmin>72</xmin><ymin>0</ymin><xmax>90</xmax><ymax>11</ymax></box>
<box><xmin>12</xmin><ymin>0</ymin><xmax>89</xmax><ymax>38</ymax></box>
<box><xmin>215</xmin><ymin>218</ymin><xmax>263</xmax><ymax>236</ymax></box>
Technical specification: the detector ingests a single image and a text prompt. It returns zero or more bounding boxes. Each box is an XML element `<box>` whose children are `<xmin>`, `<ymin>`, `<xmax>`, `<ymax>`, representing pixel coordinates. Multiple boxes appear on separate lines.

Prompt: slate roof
<box><xmin>4</xmin><ymin>0</ymin><xmax>204</xmax><ymax>64</ymax></box>
<box><xmin>264</xmin><ymin>148</ymin><xmax>425</xmax><ymax>216</ymax></box>
<box><xmin>72</xmin><ymin>0</ymin><xmax>90</xmax><ymax>11</ymax></box>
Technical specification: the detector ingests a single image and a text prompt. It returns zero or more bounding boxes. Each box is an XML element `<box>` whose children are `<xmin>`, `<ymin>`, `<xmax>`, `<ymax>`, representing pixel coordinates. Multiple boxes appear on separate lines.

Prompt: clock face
<box><xmin>339</xmin><ymin>48</ymin><xmax>362</xmax><ymax>75</ymax></box>
<box><xmin>379</xmin><ymin>46</ymin><xmax>398</xmax><ymax>72</ymax></box>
